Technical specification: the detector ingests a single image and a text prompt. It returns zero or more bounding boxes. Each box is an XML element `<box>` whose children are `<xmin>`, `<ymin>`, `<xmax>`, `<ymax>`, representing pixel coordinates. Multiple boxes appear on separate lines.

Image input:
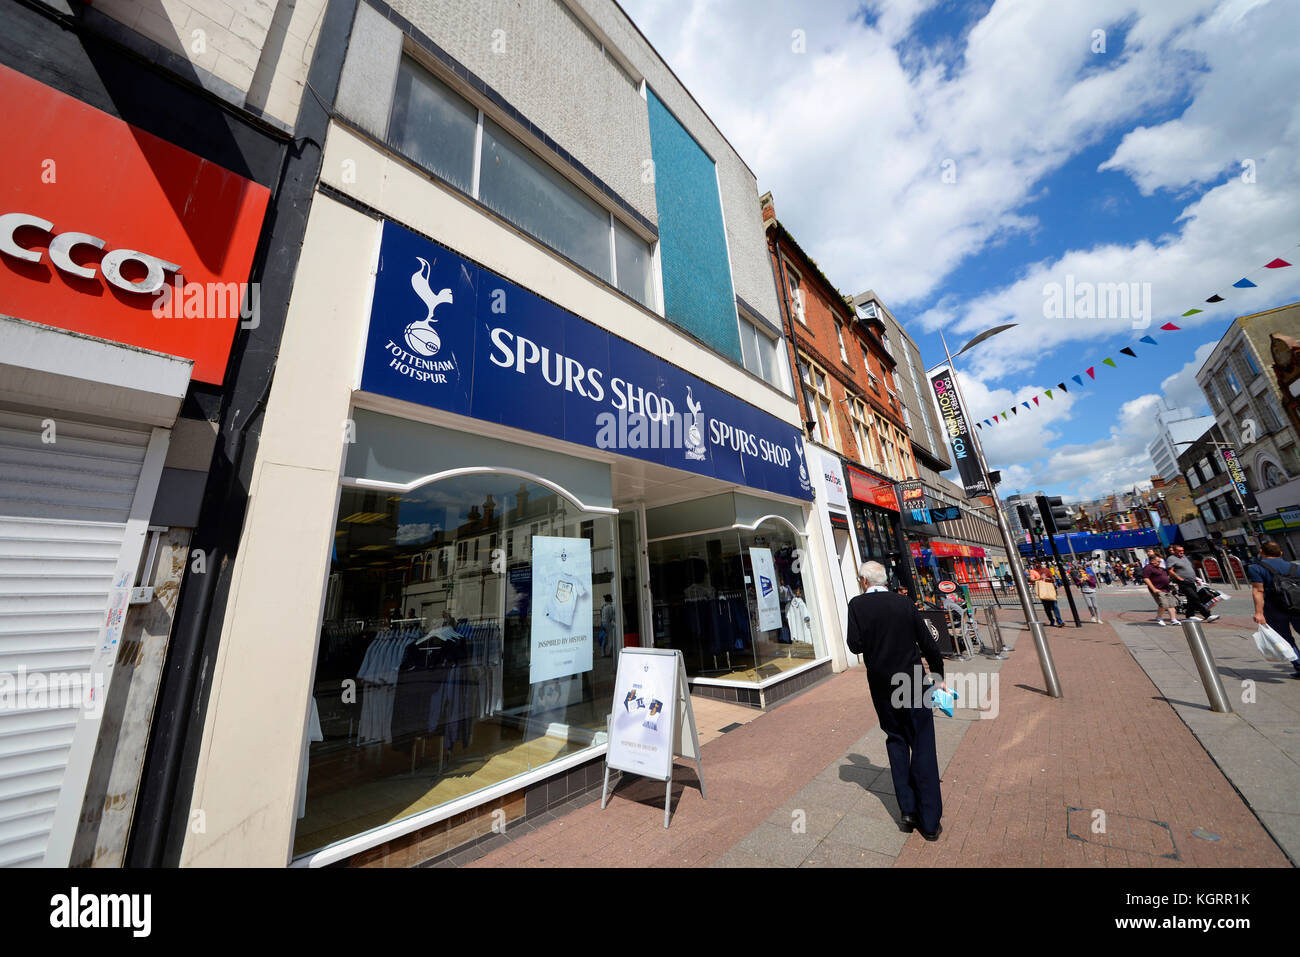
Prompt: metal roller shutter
<box><xmin>0</xmin><ymin>407</ymin><xmax>151</xmax><ymax>867</ymax></box>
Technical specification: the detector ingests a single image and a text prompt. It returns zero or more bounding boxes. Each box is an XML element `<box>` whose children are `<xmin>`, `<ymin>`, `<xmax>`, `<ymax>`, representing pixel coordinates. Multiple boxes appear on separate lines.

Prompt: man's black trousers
<box><xmin>869</xmin><ymin>679</ymin><xmax>942</xmax><ymax>834</ymax></box>
<box><xmin>1173</xmin><ymin>578</ymin><xmax>1212</xmax><ymax>618</ymax></box>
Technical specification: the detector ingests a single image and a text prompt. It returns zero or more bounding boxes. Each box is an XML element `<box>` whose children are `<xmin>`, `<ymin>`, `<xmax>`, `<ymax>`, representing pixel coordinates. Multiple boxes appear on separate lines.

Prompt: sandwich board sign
<box><xmin>602</xmin><ymin>647</ymin><xmax>705</xmax><ymax>828</ymax></box>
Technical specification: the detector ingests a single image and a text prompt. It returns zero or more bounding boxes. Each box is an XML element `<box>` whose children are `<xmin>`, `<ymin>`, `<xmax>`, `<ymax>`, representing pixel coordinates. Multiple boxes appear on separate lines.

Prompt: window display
<box><xmin>647</xmin><ymin>520</ymin><xmax>822</xmax><ymax>683</ymax></box>
<box><xmin>294</xmin><ymin>474</ymin><xmax>616</xmax><ymax>857</ymax></box>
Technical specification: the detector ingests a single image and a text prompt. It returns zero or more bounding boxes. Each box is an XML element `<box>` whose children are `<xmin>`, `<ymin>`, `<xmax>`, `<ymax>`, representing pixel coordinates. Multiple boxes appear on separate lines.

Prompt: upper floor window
<box><xmin>1223</xmin><ymin>367</ymin><xmax>1241</xmax><ymax>396</ymax></box>
<box><xmin>388</xmin><ymin>56</ymin><xmax>656</xmax><ymax>309</ymax></box>
<box><xmin>785</xmin><ymin>265</ymin><xmax>806</xmax><ymax>324</ymax></box>
<box><xmin>800</xmin><ymin>357</ymin><xmax>838</xmax><ymax>451</ymax></box>
<box><xmin>1243</xmin><ymin>348</ymin><xmax>1261</xmax><ymax>376</ymax></box>
<box><xmin>835</xmin><ymin>320</ymin><xmax>848</xmax><ymax>363</ymax></box>
<box><xmin>739</xmin><ymin>315</ymin><xmax>787</xmax><ymax>392</ymax></box>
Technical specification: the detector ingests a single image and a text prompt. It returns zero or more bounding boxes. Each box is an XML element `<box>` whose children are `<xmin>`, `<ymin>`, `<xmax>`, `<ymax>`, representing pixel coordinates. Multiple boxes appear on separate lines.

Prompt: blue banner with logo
<box><xmin>360</xmin><ymin>221</ymin><xmax>812</xmax><ymax>501</ymax></box>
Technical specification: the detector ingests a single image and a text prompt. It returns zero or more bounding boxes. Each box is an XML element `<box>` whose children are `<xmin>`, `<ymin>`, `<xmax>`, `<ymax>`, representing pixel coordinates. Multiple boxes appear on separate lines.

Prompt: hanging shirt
<box><xmin>544</xmin><ymin>571</ymin><xmax>588</xmax><ymax>628</ymax></box>
<box><xmin>786</xmin><ymin>596</ymin><xmax>813</xmax><ymax>644</ymax></box>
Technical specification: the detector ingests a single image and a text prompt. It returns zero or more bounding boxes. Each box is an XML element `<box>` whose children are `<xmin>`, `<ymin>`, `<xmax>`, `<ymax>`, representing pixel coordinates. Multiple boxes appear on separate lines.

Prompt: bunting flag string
<box><xmin>971</xmin><ymin>247</ymin><xmax>1294</xmax><ymax>427</ymax></box>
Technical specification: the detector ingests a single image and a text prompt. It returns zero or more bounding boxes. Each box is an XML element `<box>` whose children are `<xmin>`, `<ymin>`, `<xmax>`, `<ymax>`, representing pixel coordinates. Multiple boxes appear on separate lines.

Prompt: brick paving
<box><xmin>895</xmin><ymin>613</ymin><xmax>1290</xmax><ymax>868</ymax></box>
<box><xmin>466</xmin><ymin>672</ymin><xmax>880</xmax><ymax>867</ymax></box>
<box><xmin>466</xmin><ymin>591</ymin><xmax>1292</xmax><ymax>868</ymax></box>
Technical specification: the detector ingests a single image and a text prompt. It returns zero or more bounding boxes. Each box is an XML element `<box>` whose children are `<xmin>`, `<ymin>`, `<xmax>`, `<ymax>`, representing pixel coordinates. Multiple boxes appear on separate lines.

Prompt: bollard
<box><xmin>1028</xmin><ymin>621</ymin><xmax>1063</xmax><ymax>698</ymax></box>
<box><xmin>983</xmin><ymin>606</ymin><xmax>1008</xmax><ymax>659</ymax></box>
<box><xmin>1180</xmin><ymin>619</ymin><xmax>1234</xmax><ymax>714</ymax></box>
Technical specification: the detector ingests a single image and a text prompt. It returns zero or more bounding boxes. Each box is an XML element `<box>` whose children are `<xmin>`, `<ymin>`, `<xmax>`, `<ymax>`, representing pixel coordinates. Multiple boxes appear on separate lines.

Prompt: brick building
<box><xmin>761</xmin><ymin>192</ymin><xmax>919</xmax><ymax>632</ymax></box>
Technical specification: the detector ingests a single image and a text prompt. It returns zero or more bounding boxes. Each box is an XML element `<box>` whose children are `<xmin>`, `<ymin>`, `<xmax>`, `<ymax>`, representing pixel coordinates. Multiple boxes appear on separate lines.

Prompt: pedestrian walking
<box><xmin>846</xmin><ymin>560</ymin><xmax>946</xmax><ymax>840</ymax></box>
<box><xmin>1079</xmin><ymin>566</ymin><xmax>1100</xmax><ymax>622</ymax></box>
<box><xmin>1141</xmin><ymin>553</ymin><xmax>1179</xmax><ymax>626</ymax></box>
<box><xmin>1247</xmin><ymin>541</ymin><xmax>1300</xmax><ymax>678</ymax></box>
<box><xmin>1033</xmin><ymin>561</ymin><xmax>1065</xmax><ymax>627</ymax></box>
<box><xmin>1166</xmin><ymin>544</ymin><xmax>1219</xmax><ymax>622</ymax></box>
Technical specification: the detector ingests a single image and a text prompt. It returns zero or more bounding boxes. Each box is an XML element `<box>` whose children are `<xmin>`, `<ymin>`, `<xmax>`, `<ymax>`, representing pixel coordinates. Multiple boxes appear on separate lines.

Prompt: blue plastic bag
<box><xmin>928</xmin><ymin>685</ymin><xmax>959</xmax><ymax>717</ymax></box>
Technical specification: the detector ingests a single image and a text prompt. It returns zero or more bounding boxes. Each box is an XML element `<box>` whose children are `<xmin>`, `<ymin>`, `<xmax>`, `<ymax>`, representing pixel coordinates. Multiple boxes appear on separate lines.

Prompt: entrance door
<box><xmin>616</xmin><ymin>508</ymin><xmax>649</xmax><ymax>650</ymax></box>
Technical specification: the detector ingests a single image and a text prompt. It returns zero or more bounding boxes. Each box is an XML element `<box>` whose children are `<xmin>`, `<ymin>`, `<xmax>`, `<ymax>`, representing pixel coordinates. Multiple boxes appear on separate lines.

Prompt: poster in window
<box><xmin>529</xmin><ymin>536</ymin><xmax>593</xmax><ymax>684</ymax></box>
<box><xmin>749</xmin><ymin>547</ymin><xmax>782</xmax><ymax>632</ymax></box>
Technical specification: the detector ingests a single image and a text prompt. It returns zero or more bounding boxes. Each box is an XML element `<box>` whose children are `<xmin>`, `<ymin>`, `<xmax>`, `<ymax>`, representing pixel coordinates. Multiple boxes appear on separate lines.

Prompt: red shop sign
<box><xmin>0</xmin><ymin>64</ymin><xmax>270</xmax><ymax>384</ymax></box>
<box><xmin>845</xmin><ymin>465</ymin><xmax>899</xmax><ymax>512</ymax></box>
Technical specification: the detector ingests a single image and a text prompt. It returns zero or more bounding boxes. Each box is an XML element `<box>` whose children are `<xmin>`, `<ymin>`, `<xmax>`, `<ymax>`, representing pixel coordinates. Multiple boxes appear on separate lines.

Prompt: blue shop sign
<box><xmin>360</xmin><ymin>221</ymin><xmax>812</xmax><ymax>501</ymax></box>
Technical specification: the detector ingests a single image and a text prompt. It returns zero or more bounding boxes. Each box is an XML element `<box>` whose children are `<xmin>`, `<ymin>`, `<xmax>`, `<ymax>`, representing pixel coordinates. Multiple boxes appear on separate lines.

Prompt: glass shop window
<box><xmin>646</xmin><ymin>521</ymin><xmax>822</xmax><ymax>684</ymax></box>
<box><xmin>297</xmin><ymin>474</ymin><xmax>616</xmax><ymax>858</ymax></box>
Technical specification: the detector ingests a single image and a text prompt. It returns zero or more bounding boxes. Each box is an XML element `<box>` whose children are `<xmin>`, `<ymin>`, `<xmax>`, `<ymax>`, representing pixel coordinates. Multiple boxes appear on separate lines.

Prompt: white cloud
<box><xmin>623</xmin><ymin>0</ymin><xmax>1300</xmax><ymax>378</ymax></box>
<box><xmin>396</xmin><ymin>522</ymin><xmax>439</xmax><ymax>545</ymax></box>
<box><xmin>1159</xmin><ymin>341</ymin><xmax>1217</xmax><ymax>412</ymax></box>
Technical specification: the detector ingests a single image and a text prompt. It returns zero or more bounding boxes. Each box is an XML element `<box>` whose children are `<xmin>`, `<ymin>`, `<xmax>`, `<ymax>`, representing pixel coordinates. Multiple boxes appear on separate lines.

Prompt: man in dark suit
<box><xmin>846</xmin><ymin>560</ymin><xmax>947</xmax><ymax>840</ymax></box>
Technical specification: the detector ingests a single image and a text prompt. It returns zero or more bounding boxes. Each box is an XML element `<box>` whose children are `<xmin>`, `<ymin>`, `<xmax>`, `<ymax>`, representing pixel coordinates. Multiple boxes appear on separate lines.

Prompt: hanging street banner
<box><xmin>930</xmin><ymin>370</ymin><xmax>990</xmax><ymax>498</ymax></box>
<box><xmin>1220</xmin><ymin>446</ymin><xmax>1262</xmax><ymax>514</ymax></box>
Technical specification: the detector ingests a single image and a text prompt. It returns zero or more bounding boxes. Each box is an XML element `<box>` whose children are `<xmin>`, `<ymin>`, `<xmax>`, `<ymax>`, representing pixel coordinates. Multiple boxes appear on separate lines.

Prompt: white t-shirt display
<box><xmin>544</xmin><ymin>571</ymin><xmax>588</xmax><ymax>628</ymax></box>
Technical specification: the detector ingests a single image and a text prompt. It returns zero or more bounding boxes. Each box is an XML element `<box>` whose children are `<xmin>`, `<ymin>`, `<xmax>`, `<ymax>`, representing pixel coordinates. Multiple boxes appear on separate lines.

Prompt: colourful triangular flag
<box><xmin>1011</xmin><ymin>407</ymin><xmax>1018</xmax><ymax>415</ymax></box>
<box><xmin>1264</xmin><ymin>258</ymin><xmax>1291</xmax><ymax>268</ymax></box>
<box><xmin>976</xmin><ymin>422</ymin><xmax>982</xmax><ymax>429</ymax></box>
<box><xmin>1022</xmin><ymin>401</ymin><xmax>1031</xmax><ymax>410</ymax></box>
<box><xmin>1033</xmin><ymin>396</ymin><xmax>1040</xmax><ymax>406</ymax></box>
<box><xmin>1045</xmin><ymin>390</ymin><xmax>1053</xmax><ymax>400</ymax></box>
<box><xmin>1139</xmin><ymin>335</ymin><xmax>1157</xmax><ymax>345</ymax></box>
<box><xmin>1086</xmin><ymin>367</ymin><xmax>1096</xmax><ymax>379</ymax></box>
<box><xmin>1206</xmin><ymin>294</ymin><xmax>1224</xmax><ymax>302</ymax></box>
<box><xmin>1120</xmin><ymin>347</ymin><xmax>1137</xmax><ymax>358</ymax></box>
<box><xmin>1072</xmin><ymin>375</ymin><xmax>1083</xmax><ymax>386</ymax></box>
<box><xmin>1057</xmin><ymin>382</ymin><xmax>1067</xmax><ymax>392</ymax></box>
<box><xmin>1160</xmin><ymin>322</ymin><xmax>1180</xmax><ymax>331</ymax></box>
<box><xmin>1232</xmin><ymin>278</ymin><xmax>1256</xmax><ymax>288</ymax></box>
<box><xmin>1103</xmin><ymin>357</ymin><xmax>1117</xmax><ymax>367</ymax></box>
<box><xmin>1182</xmin><ymin>309</ymin><xmax>1202</xmax><ymax>316</ymax></box>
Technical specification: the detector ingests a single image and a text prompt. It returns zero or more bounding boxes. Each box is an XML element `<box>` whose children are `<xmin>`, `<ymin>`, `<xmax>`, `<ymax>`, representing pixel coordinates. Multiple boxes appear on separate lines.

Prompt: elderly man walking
<box><xmin>846</xmin><ymin>560</ymin><xmax>947</xmax><ymax>840</ymax></box>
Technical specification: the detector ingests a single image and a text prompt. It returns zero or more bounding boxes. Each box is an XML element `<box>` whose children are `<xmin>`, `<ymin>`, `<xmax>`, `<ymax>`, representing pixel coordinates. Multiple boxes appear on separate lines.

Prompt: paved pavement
<box><xmin>467</xmin><ymin>585</ymin><xmax>1295</xmax><ymax>868</ymax></box>
<box><xmin>1108</xmin><ymin>585</ymin><xmax>1300</xmax><ymax>865</ymax></box>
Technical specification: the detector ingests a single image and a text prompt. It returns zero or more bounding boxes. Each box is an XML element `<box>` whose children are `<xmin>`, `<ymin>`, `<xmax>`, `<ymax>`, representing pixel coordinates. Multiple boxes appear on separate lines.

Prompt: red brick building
<box><xmin>760</xmin><ymin>193</ymin><xmax>916</xmax><ymax>482</ymax></box>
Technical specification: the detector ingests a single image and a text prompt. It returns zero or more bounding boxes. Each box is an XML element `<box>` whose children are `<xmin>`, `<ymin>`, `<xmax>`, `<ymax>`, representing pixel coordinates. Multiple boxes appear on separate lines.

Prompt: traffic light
<box><xmin>1016</xmin><ymin>504</ymin><xmax>1032</xmax><ymax>531</ymax></box>
<box><xmin>1036</xmin><ymin>495</ymin><xmax>1075</xmax><ymax>535</ymax></box>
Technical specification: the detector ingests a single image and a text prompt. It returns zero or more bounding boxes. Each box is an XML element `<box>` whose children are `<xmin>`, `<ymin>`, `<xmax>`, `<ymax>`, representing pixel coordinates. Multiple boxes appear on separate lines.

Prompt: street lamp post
<box><xmin>934</xmin><ymin>328</ymin><xmax>1063</xmax><ymax>698</ymax></box>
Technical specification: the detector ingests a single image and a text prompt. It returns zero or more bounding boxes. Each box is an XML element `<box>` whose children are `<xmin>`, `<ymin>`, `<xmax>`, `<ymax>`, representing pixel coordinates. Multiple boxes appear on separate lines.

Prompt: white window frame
<box><xmin>785</xmin><ymin>262</ymin><xmax>806</xmax><ymax>325</ymax></box>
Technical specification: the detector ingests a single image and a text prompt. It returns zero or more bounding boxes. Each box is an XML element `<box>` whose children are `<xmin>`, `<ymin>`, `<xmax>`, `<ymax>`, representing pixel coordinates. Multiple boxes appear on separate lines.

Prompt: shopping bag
<box><xmin>1254</xmin><ymin>623</ymin><xmax>1299</xmax><ymax>663</ymax></box>
<box><xmin>928</xmin><ymin>685</ymin><xmax>959</xmax><ymax>717</ymax></box>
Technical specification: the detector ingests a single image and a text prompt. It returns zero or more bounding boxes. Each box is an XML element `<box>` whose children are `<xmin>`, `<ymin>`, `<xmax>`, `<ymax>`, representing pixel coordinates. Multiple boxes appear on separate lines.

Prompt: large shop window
<box><xmin>646</xmin><ymin>521</ymin><xmax>821</xmax><ymax>683</ymax></box>
<box><xmin>295</xmin><ymin>475</ymin><xmax>616</xmax><ymax>857</ymax></box>
<box><xmin>387</xmin><ymin>56</ymin><xmax>656</xmax><ymax>309</ymax></box>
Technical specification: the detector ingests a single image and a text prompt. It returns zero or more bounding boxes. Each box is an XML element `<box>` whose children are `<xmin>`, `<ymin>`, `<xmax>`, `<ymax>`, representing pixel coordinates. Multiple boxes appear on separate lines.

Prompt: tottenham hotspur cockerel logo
<box><xmin>405</xmin><ymin>257</ymin><xmax>454</xmax><ymax>357</ymax></box>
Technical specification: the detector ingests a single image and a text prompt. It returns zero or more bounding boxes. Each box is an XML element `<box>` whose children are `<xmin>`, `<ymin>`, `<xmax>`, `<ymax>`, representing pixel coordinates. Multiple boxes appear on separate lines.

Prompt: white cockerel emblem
<box><xmin>795</xmin><ymin>442</ymin><xmax>808</xmax><ymax>486</ymax></box>
<box><xmin>684</xmin><ymin>386</ymin><xmax>706</xmax><ymax>460</ymax></box>
<box><xmin>404</xmin><ymin>256</ymin><xmax>454</xmax><ymax>357</ymax></box>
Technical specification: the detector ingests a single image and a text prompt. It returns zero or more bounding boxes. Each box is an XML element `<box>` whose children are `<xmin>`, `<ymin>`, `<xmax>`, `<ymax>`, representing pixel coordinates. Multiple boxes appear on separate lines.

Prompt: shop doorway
<box><xmin>615</xmin><ymin>508</ymin><xmax>649</xmax><ymax>652</ymax></box>
<box><xmin>834</xmin><ymin>526</ymin><xmax>859</xmax><ymax>604</ymax></box>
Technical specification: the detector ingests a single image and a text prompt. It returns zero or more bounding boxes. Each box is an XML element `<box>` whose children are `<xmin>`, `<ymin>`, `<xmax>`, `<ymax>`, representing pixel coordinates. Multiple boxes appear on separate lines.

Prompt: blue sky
<box><xmin>621</xmin><ymin>0</ymin><xmax>1300</xmax><ymax>500</ymax></box>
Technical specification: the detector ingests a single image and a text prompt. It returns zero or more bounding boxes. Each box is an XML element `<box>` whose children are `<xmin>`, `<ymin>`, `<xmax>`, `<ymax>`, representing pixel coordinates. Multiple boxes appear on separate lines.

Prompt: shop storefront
<box><xmin>0</xmin><ymin>63</ymin><xmax>269</xmax><ymax>866</ymax></box>
<box><xmin>185</xmin><ymin>207</ymin><xmax>827</xmax><ymax>867</ymax></box>
<box><xmin>844</xmin><ymin>464</ymin><xmax>911</xmax><ymax>593</ymax></box>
